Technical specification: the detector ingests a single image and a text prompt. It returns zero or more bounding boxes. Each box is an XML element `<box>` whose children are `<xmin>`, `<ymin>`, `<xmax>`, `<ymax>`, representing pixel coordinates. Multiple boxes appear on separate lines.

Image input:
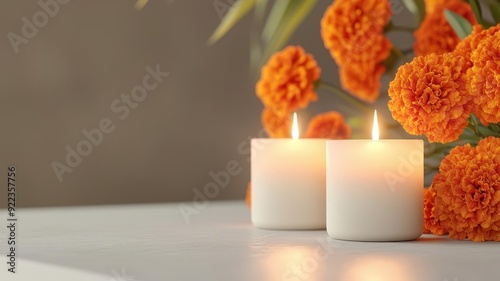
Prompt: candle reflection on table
<box><xmin>261</xmin><ymin>246</ymin><xmax>420</xmax><ymax>281</ymax></box>
<box><xmin>340</xmin><ymin>255</ymin><xmax>418</xmax><ymax>281</ymax></box>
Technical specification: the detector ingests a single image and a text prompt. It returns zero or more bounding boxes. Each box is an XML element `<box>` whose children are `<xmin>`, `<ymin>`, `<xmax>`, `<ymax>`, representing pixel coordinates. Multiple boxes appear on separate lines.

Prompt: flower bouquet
<box><xmin>210</xmin><ymin>0</ymin><xmax>500</xmax><ymax>241</ymax></box>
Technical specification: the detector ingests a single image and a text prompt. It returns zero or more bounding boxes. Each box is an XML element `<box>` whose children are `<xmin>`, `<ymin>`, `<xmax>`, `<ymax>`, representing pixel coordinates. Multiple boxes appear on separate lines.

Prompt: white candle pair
<box><xmin>251</xmin><ymin>111</ymin><xmax>423</xmax><ymax>242</ymax></box>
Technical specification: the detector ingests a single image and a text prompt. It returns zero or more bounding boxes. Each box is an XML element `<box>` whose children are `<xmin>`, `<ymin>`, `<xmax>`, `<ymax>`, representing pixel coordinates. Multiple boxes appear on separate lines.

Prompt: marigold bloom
<box><xmin>388</xmin><ymin>53</ymin><xmax>472</xmax><ymax>143</ymax></box>
<box><xmin>453</xmin><ymin>24</ymin><xmax>500</xmax><ymax>69</ymax></box>
<box><xmin>339</xmin><ymin>63</ymin><xmax>385</xmax><ymax>103</ymax></box>
<box><xmin>305</xmin><ymin>111</ymin><xmax>351</xmax><ymax>139</ymax></box>
<box><xmin>256</xmin><ymin>46</ymin><xmax>321</xmax><ymax>113</ymax></box>
<box><xmin>321</xmin><ymin>0</ymin><xmax>392</xmax><ymax>65</ymax></box>
<box><xmin>431</xmin><ymin>137</ymin><xmax>500</xmax><ymax>242</ymax></box>
<box><xmin>246</xmin><ymin>182</ymin><xmax>251</xmax><ymax>208</ymax></box>
<box><xmin>424</xmin><ymin>0</ymin><xmax>445</xmax><ymax>14</ymax></box>
<box><xmin>414</xmin><ymin>0</ymin><xmax>477</xmax><ymax>56</ymax></box>
<box><xmin>320</xmin><ymin>0</ymin><xmax>391</xmax><ymax>102</ymax></box>
<box><xmin>423</xmin><ymin>186</ymin><xmax>447</xmax><ymax>235</ymax></box>
<box><xmin>261</xmin><ymin>108</ymin><xmax>291</xmax><ymax>138</ymax></box>
<box><xmin>468</xmin><ymin>31</ymin><xmax>500</xmax><ymax>124</ymax></box>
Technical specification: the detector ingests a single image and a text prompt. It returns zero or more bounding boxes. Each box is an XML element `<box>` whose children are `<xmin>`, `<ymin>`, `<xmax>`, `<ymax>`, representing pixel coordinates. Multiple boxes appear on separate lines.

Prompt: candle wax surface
<box><xmin>327</xmin><ymin>140</ymin><xmax>424</xmax><ymax>241</ymax></box>
<box><xmin>251</xmin><ymin>138</ymin><xmax>327</xmax><ymax>230</ymax></box>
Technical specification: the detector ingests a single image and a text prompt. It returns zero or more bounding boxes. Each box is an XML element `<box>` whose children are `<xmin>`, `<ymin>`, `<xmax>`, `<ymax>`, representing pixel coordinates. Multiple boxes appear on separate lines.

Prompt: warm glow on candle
<box><xmin>372</xmin><ymin>110</ymin><xmax>379</xmax><ymax>141</ymax></box>
<box><xmin>292</xmin><ymin>112</ymin><xmax>299</xmax><ymax>140</ymax></box>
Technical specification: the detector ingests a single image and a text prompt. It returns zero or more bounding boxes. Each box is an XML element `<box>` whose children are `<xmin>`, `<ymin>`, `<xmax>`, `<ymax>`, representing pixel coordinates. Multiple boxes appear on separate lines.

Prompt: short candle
<box><xmin>251</xmin><ymin>113</ymin><xmax>326</xmax><ymax>230</ymax></box>
<box><xmin>326</xmin><ymin>111</ymin><xmax>423</xmax><ymax>241</ymax></box>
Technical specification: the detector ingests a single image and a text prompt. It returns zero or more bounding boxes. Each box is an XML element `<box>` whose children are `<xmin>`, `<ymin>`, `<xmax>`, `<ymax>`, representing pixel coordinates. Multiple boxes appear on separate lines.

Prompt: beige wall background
<box><xmin>0</xmin><ymin>1</ymin><xmax>414</xmax><ymax>207</ymax></box>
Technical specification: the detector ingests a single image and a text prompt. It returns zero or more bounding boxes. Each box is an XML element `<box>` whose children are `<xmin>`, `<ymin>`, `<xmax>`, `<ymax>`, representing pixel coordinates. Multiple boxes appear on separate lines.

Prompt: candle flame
<box><xmin>292</xmin><ymin>112</ymin><xmax>299</xmax><ymax>140</ymax></box>
<box><xmin>372</xmin><ymin>110</ymin><xmax>379</xmax><ymax>141</ymax></box>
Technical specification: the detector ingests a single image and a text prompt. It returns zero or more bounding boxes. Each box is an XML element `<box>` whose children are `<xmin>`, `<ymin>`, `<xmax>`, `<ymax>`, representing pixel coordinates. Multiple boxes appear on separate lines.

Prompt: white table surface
<box><xmin>1</xmin><ymin>201</ymin><xmax>499</xmax><ymax>281</ymax></box>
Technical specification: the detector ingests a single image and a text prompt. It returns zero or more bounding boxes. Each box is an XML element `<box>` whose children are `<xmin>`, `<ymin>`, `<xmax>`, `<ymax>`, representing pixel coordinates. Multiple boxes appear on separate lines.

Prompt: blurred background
<box><xmin>0</xmin><ymin>0</ymin><xmax>414</xmax><ymax>207</ymax></box>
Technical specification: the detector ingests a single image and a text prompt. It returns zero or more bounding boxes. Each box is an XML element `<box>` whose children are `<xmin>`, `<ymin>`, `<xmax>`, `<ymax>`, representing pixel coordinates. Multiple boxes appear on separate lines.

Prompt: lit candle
<box><xmin>326</xmin><ymin>111</ymin><xmax>423</xmax><ymax>241</ymax></box>
<box><xmin>251</xmin><ymin>113</ymin><xmax>326</xmax><ymax>229</ymax></box>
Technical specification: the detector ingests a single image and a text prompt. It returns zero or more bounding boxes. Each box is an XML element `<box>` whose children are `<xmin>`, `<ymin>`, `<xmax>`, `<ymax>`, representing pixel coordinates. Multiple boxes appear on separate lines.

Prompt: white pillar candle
<box><xmin>251</xmin><ymin>113</ymin><xmax>326</xmax><ymax>230</ymax></box>
<box><xmin>326</xmin><ymin>111</ymin><xmax>423</xmax><ymax>241</ymax></box>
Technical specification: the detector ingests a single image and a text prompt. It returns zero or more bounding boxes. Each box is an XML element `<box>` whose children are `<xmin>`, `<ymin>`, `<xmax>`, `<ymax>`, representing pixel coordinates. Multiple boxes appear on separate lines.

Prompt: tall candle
<box><xmin>326</xmin><ymin>111</ymin><xmax>423</xmax><ymax>241</ymax></box>
<box><xmin>251</xmin><ymin>113</ymin><xmax>326</xmax><ymax>229</ymax></box>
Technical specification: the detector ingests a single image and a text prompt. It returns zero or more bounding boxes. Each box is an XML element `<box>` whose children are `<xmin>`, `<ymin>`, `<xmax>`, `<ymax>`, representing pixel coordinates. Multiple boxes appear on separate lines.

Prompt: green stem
<box><xmin>468</xmin><ymin>116</ymin><xmax>485</xmax><ymax>138</ymax></box>
<box><xmin>392</xmin><ymin>47</ymin><xmax>409</xmax><ymax>63</ymax></box>
<box><xmin>315</xmin><ymin>80</ymin><xmax>372</xmax><ymax>113</ymax></box>
<box><xmin>385</xmin><ymin>21</ymin><xmax>416</xmax><ymax>33</ymax></box>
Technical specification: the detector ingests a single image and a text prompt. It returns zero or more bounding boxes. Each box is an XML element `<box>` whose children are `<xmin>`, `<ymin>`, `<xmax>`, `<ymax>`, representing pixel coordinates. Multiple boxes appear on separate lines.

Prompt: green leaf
<box><xmin>490</xmin><ymin>2</ymin><xmax>500</xmax><ymax>24</ymax></box>
<box><xmin>208</xmin><ymin>0</ymin><xmax>257</xmax><ymax>45</ymax></box>
<box><xmin>478</xmin><ymin>126</ymin><xmax>500</xmax><ymax>137</ymax></box>
<box><xmin>254</xmin><ymin>0</ymin><xmax>268</xmax><ymax>22</ymax></box>
<box><xmin>250</xmin><ymin>0</ymin><xmax>268</xmax><ymax>74</ymax></box>
<box><xmin>134</xmin><ymin>0</ymin><xmax>149</xmax><ymax>10</ymax></box>
<box><xmin>260</xmin><ymin>0</ymin><xmax>317</xmax><ymax>65</ymax></box>
<box><xmin>261</xmin><ymin>0</ymin><xmax>291</xmax><ymax>43</ymax></box>
<box><xmin>401</xmin><ymin>0</ymin><xmax>426</xmax><ymax>24</ymax></box>
<box><xmin>467</xmin><ymin>0</ymin><xmax>486</xmax><ymax>27</ymax></box>
<box><xmin>489</xmin><ymin>123</ymin><xmax>500</xmax><ymax>133</ymax></box>
<box><xmin>444</xmin><ymin>9</ymin><xmax>473</xmax><ymax>39</ymax></box>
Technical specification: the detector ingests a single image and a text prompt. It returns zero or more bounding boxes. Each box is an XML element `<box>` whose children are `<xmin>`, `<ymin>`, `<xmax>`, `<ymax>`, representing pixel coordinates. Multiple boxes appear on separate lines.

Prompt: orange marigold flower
<box><xmin>468</xmin><ymin>30</ymin><xmax>500</xmax><ymax>124</ymax></box>
<box><xmin>261</xmin><ymin>108</ymin><xmax>291</xmax><ymax>138</ymax></box>
<box><xmin>423</xmin><ymin>186</ymin><xmax>447</xmax><ymax>235</ymax></box>
<box><xmin>388</xmin><ymin>53</ymin><xmax>472</xmax><ymax>143</ymax></box>
<box><xmin>424</xmin><ymin>0</ymin><xmax>445</xmax><ymax>14</ymax></box>
<box><xmin>453</xmin><ymin>24</ymin><xmax>500</xmax><ymax>70</ymax></box>
<box><xmin>256</xmin><ymin>46</ymin><xmax>321</xmax><ymax>113</ymax></box>
<box><xmin>339</xmin><ymin>63</ymin><xmax>385</xmax><ymax>103</ymax></box>
<box><xmin>321</xmin><ymin>0</ymin><xmax>391</xmax><ymax>103</ymax></box>
<box><xmin>320</xmin><ymin>0</ymin><xmax>392</xmax><ymax>66</ymax></box>
<box><xmin>246</xmin><ymin>182</ymin><xmax>251</xmax><ymax>208</ymax></box>
<box><xmin>431</xmin><ymin>137</ymin><xmax>500</xmax><ymax>242</ymax></box>
<box><xmin>414</xmin><ymin>0</ymin><xmax>477</xmax><ymax>56</ymax></box>
<box><xmin>305</xmin><ymin>111</ymin><xmax>351</xmax><ymax>139</ymax></box>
